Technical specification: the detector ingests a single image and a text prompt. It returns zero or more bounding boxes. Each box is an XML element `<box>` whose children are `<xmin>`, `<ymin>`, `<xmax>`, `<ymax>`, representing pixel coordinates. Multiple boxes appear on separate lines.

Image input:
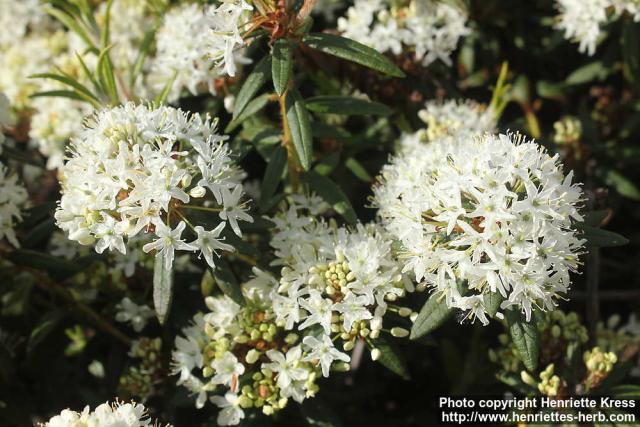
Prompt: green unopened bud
<box><xmin>398</xmin><ymin>307</ymin><xmax>412</xmax><ymax>317</ymax></box>
<box><xmin>246</xmin><ymin>349</ymin><xmax>261</xmax><ymax>364</ymax></box>
<box><xmin>284</xmin><ymin>333</ymin><xmax>298</xmax><ymax>345</ymax></box>
<box><xmin>520</xmin><ymin>370</ymin><xmax>537</xmax><ymax>387</ymax></box>
<box><xmin>343</xmin><ymin>341</ymin><xmax>355</xmax><ymax>351</ymax></box>
<box><xmin>234</xmin><ymin>334</ymin><xmax>249</xmax><ymax>344</ymax></box>
<box><xmin>262</xmin><ymin>405</ymin><xmax>274</xmax><ymax>415</ymax></box>
<box><xmin>390</xmin><ymin>327</ymin><xmax>409</xmax><ymax>338</ymax></box>
<box><xmin>238</xmin><ymin>395</ymin><xmax>253</xmax><ymax>408</ymax></box>
<box><xmin>369</xmin><ymin>329</ymin><xmax>380</xmax><ymax>339</ymax></box>
<box><xmin>551</xmin><ymin>325</ymin><xmax>561</xmax><ymax>338</ymax></box>
<box><xmin>203</xmin><ymin>366</ymin><xmax>213</xmax><ymax>377</ymax></box>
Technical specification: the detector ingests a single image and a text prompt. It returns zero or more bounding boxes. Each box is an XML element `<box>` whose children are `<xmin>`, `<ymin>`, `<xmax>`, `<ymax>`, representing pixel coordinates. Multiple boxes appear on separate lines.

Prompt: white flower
<box><xmin>210</xmin><ymin>392</ymin><xmax>245</xmax><ymax>426</ymax></box>
<box><xmin>193</xmin><ymin>224</ymin><xmax>234</xmax><ymax>268</ymax></box>
<box><xmin>55</xmin><ymin>103</ymin><xmax>251</xmax><ymax>270</ymax></box>
<box><xmin>150</xmin><ymin>3</ymin><xmax>248</xmax><ymax>103</ymax></box>
<box><xmin>204</xmin><ymin>0</ymin><xmax>253</xmax><ymax>77</ymax></box>
<box><xmin>555</xmin><ymin>0</ymin><xmax>610</xmax><ymax>55</ymax></box>
<box><xmin>373</xmin><ymin>132</ymin><xmax>585</xmax><ymax>323</ymax></box>
<box><xmin>264</xmin><ymin>346</ymin><xmax>309</xmax><ymax>390</ymax></box>
<box><xmin>210</xmin><ymin>351</ymin><xmax>245</xmax><ymax>389</ymax></box>
<box><xmin>143</xmin><ymin>221</ymin><xmax>198</xmax><ymax>270</ymax></box>
<box><xmin>302</xmin><ymin>335</ymin><xmax>350</xmax><ymax>377</ymax></box>
<box><xmin>337</xmin><ymin>0</ymin><xmax>469</xmax><ymax>67</ymax></box>
<box><xmin>115</xmin><ymin>297</ymin><xmax>154</xmax><ymax>332</ymax></box>
<box><xmin>298</xmin><ymin>290</ymin><xmax>335</xmax><ymax>334</ymax></box>
<box><xmin>41</xmin><ymin>400</ymin><xmax>167</xmax><ymax>426</ymax></box>
<box><xmin>0</xmin><ymin>162</ymin><xmax>28</xmax><ymax>247</ymax></box>
<box><xmin>219</xmin><ymin>185</ymin><xmax>254</xmax><ymax>237</ymax></box>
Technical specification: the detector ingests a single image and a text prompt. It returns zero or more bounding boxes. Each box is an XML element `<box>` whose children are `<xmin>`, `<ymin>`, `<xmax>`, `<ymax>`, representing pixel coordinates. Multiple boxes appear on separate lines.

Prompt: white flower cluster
<box><xmin>172</xmin><ymin>281</ymin><xmax>322</xmax><ymax>426</ymax></box>
<box><xmin>337</xmin><ymin>0</ymin><xmax>470</xmax><ymax>66</ymax></box>
<box><xmin>0</xmin><ymin>162</ymin><xmax>28</xmax><ymax>247</ymax></box>
<box><xmin>555</xmin><ymin>0</ymin><xmax>640</xmax><ymax>55</ymax></box>
<box><xmin>269</xmin><ymin>195</ymin><xmax>412</xmax><ymax>360</ymax></box>
<box><xmin>413</xmin><ymin>99</ymin><xmax>496</xmax><ymax>145</ymax></box>
<box><xmin>0</xmin><ymin>0</ymin><xmax>55</xmax><ymax>48</ymax></box>
<box><xmin>373</xmin><ymin>132</ymin><xmax>585</xmax><ymax>323</ymax></box>
<box><xmin>40</xmin><ymin>400</ymin><xmax>168</xmax><ymax>427</ymax></box>
<box><xmin>55</xmin><ymin>103</ymin><xmax>252</xmax><ymax>270</ymax></box>
<box><xmin>150</xmin><ymin>1</ymin><xmax>251</xmax><ymax>103</ymax></box>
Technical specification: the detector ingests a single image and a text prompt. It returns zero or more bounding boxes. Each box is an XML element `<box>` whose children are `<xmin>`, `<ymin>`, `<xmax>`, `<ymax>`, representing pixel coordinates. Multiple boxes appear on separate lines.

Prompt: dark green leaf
<box><xmin>28</xmin><ymin>312</ymin><xmax>63</xmax><ymax>356</ymax></box>
<box><xmin>44</xmin><ymin>7</ymin><xmax>96</xmax><ymax>50</ymax></box>
<box><xmin>584</xmin><ymin>210</ymin><xmax>610</xmax><ymax>227</ymax></box>
<box><xmin>483</xmin><ymin>292</ymin><xmax>504</xmax><ymax>318</ymax></box>
<box><xmin>306</xmin><ymin>96</ymin><xmax>392</xmax><ymax>116</ymax></box>
<box><xmin>314</xmin><ymin>151</ymin><xmax>340</xmax><ymax>176</ymax></box>
<box><xmin>371</xmin><ymin>336</ymin><xmax>410</xmax><ymax>380</ymax></box>
<box><xmin>7</xmin><ymin>250</ymin><xmax>98</xmax><ymax>281</ymax></box>
<box><xmin>505</xmin><ymin>309</ymin><xmax>539</xmax><ymax>372</ymax></box>
<box><xmin>272</xmin><ymin>39</ymin><xmax>293</xmax><ymax>96</ymax></box>
<box><xmin>234</xmin><ymin>56</ymin><xmax>271</xmax><ymax>120</ymax></box>
<box><xmin>410</xmin><ymin>291</ymin><xmax>454</xmax><ymax>340</ymax></box>
<box><xmin>302</xmin><ymin>33</ymin><xmax>405</xmax><ymax>77</ymax></box>
<box><xmin>96</xmin><ymin>47</ymin><xmax>119</xmax><ymax>105</ymax></box>
<box><xmin>302</xmin><ymin>171</ymin><xmax>356</xmax><ymax>224</ymax></box>
<box><xmin>152</xmin><ymin>252</ymin><xmax>174</xmax><ymax>324</ymax></box>
<box><xmin>580</xmin><ymin>224</ymin><xmax>629</xmax><ymax>248</ymax></box>
<box><xmin>211</xmin><ymin>260</ymin><xmax>245</xmax><ymax>306</ymax></box>
<box><xmin>260</xmin><ymin>146</ymin><xmax>288</xmax><ymax>211</ymax></box>
<box><xmin>130</xmin><ymin>27</ymin><xmax>157</xmax><ymax>88</ymax></box>
<box><xmin>227</xmin><ymin>93</ymin><xmax>271</xmax><ymax>132</ymax></box>
<box><xmin>285</xmin><ymin>88</ymin><xmax>313</xmax><ymax>170</ymax></box>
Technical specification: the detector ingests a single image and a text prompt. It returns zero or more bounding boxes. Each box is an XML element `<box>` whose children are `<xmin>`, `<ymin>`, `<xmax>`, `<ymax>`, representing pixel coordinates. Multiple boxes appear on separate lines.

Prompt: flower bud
<box><xmin>390</xmin><ymin>327</ymin><xmax>409</xmax><ymax>338</ymax></box>
<box><xmin>189</xmin><ymin>186</ymin><xmax>206</xmax><ymax>198</ymax></box>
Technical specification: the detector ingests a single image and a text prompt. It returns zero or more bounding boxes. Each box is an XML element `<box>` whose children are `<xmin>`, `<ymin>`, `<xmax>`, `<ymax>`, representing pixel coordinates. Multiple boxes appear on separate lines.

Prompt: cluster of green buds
<box><xmin>553</xmin><ymin>116</ymin><xmax>582</xmax><ymax>146</ymax></box>
<box><xmin>584</xmin><ymin>347</ymin><xmax>617</xmax><ymax>390</ymax></box>
<box><xmin>536</xmin><ymin>364</ymin><xmax>562</xmax><ymax>397</ymax></box>
<box><xmin>201</xmin><ymin>302</ymin><xmax>321</xmax><ymax>417</ymax></box>
<box><xmin>596</xmin><ymin>314</ymin><xmax>640</xmax><ymax>355</ymax></box>
<box><xmin>118</xmin><ymin>337</ymin><xmax>163</xmax><ymax>400</ymax></box>
<box><xmin>310</xmin><ymin>258</ymin><xmax>411</xmax><ymax>351</ymax></box>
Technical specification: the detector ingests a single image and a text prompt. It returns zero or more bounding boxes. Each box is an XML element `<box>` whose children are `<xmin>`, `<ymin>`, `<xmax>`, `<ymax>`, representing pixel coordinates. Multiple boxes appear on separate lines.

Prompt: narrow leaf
<box><xmin>285</xmin><ymin>88</ymin><xmax>313</xmax><ymax>170</ymax></box>
<box><xmin>44</xmin><ymin>7</ymin><xmax>96</xmax><ymax>50</ymax></box>
<box><xmin>96</xmin><ymin>47</ymin><xmax>119</xmax><ymax>105</ymax></box>
<box><xmin>580</xmin><ymin>224</ymin><xmax>629</xmax><ymax>248</ymax></box>
<box><xmin>303</xmin><ymin>171</ymin><xmax>357</xmax><ymax>224</ymax></box>
<box><xmin>260</xmin><ymin>145</ymin><xmax>288</xmax><ymax>210</ymax></box>
<box><xmin>345</xmin><ymin>157</ymin><xmax>372</xmax><ymax>181</ymax></box>
<box><xmin>130</xmin><ymin>27</ymin><xmax>157</xmax><ymax>88</ymax></box>
<box><xmin>31</xmin><ymin>90</ymin><xmax>100</xmax><ymax>107</ymax></box>
<box><xmin>153</xmin><ymin>70</ymin><xmax>177</xmax><ymax>105</ymax></box>
<box><xmin>410</xmin><ymin>291</ymin><xmax>454</xmax><ymax>340</ymax></box>
<box><xmin>371</xmin><ymin>337</ymin><xmax>410</xmax><ymax>380</ymax></box>
<box><xmin>302</xmin><ymin>33</ymin><xmax>405</xmax><ymax>77</ymax></box>
<box><xmin>211</xmin><ymin>260</ymin><xmax>245</xmax><ymax>306</ymax></box>
<box><xmin>152</xmin><ymin>252</ymin><xmax>174</xmax><ymax>324</ymax></box>
<box><xmin>234</xmin><ymin>56</ymin><xmax>271</xmax><ymax>119</ymax></box>
<box><xmin>272</xmin><ymin>38</ymin><xmax>293</xmax><ymax>96</ymax></box>
<box><xmin>30</xmin><ymin>72</ymin><xmax>100</xmax><ymax>103</ymax></box>
<box><xmin>226</xmin><ymin>93</ymin><xmax>271</xmax><ymax>132</ymax></box>
<box><xmin>306</xmin><ymin>96</ymin><xmax>392</xmax><ymax>116</ymax></box>
<box><xmin>505</xmin><ymin>309</ymin><xmax>539</xmax><ymax>372</ymax></box>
